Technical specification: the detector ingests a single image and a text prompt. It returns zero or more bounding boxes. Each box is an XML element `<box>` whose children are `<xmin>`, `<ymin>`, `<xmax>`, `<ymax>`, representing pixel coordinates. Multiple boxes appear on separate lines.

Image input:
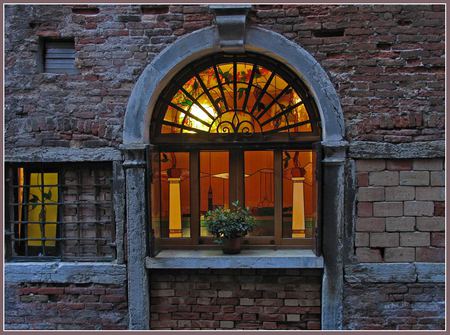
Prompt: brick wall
<box><xmin>344</xmin><ymin>282</ymin><xmax>444</xmax><ymax>330</ymax></box>
<box><xmin>5</xmin><ymin>5</ymin><xmax>444</xmax><ymax>150</ymax></box>
<box><xmin>355</xmin><ymin>158</ymin><xmax>444</xmax><ymax>262</ymax></box>
<box><xmin>150</xmin><ymin>269</ymin><xmax>322</xmax><ymax>330</ymax></box>
<box><xmin>5</xmin><ymin>282</ymin><xmax>128</xmax><ymax>330</ymax></box>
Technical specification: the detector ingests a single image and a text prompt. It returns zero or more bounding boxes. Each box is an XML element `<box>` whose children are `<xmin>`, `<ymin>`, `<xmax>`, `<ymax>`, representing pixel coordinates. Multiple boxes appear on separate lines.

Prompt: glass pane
<box><xmin>157</xmin><ymin>58</ymin><xmax>318</xmax><ymax>137</ymax></box>
<box><xmin>200</xmin><ymin>151</ymin><xmax>229</xmax><ymax>237</ymax></box>
<box><xmin>27</xmin><ymin>172</ymin><xmax>58</xmax><ymax>247</ymax></box>
<box><xmin>282</xmin><ymin>150</ymin><xmax>316</xmax><ymax>238</ymax></box>
<box><xmin>244</xmin><ymin>151</ymin><xmax>274</xmax><ymax>236</ymax></box>
<box><xmin>160</xmin><ymin>152</ymin><xmax>190</xmax><ymax>238</ymax></box>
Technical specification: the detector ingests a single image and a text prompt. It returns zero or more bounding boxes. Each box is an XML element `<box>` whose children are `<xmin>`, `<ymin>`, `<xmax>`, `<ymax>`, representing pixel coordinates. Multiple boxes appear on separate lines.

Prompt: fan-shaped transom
<box><xmin>151</xmin><ymin>53</ymin><xmax>321</xmax><ymax>143</ymax></box>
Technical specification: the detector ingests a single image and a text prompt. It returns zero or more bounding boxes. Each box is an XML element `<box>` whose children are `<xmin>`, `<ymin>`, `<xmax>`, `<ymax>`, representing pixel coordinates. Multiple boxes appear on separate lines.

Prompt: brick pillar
<box><xmin>123</xmin><ymin>145</ymin><xmax>150</xmax><ymax>329</ymax></box>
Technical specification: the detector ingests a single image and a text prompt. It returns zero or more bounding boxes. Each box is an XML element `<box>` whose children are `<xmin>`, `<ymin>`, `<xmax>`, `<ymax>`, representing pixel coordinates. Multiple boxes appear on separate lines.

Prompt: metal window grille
<box><xmin>5</xmin><ymin>163</ymin><xmax>115</xmax><ymax>261</ymax></box>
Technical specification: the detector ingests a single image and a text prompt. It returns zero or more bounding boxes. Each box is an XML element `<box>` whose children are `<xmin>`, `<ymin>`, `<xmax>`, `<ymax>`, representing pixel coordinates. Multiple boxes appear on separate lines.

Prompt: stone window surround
<box><xmin>122</xmin><ymin>4</ymin><xmax>348</xmax><ymax>328</ymax></box>
<box><xmin>4</xmin><ymin>149</ymin><xmax>127</xmax><ymax>286</ymax></box>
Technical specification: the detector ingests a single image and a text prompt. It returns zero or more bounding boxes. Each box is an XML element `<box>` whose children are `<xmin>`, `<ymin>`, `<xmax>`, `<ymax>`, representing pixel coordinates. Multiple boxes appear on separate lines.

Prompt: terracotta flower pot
<box><xmin>222</xmin><ymin>237</ymin><xmax>242</xmax><ymax>254</ymax></box>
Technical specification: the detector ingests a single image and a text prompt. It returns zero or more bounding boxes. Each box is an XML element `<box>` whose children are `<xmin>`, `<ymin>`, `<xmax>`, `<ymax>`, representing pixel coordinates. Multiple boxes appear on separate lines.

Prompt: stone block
<box><xmin>386</xmin><ymin>160</ymin><xmax>413</xmax><ymax>171</ymax></box>
<box><xmin>355</xmin><ymin>248</ymin><xmax>382</xmax><ymax>263</ymax></box>
<box><xmin>413</xmin><ymin>159</ymin><xmax>443</xmax><ymax>171</ymax></box>
<box><xmin>416</xmin><ymin>247</ymin><xmax>445</xmax><ymax>262</ymax></box>
<box><xmin>430</xmin><ymin>171</ymin><xmax>444</xmax><ymax>186</ymax></box>
<box><xmin>415</xmin><ymin>263</ymin><xmax>445</xmax><ymax>282</ymax></box>
<box><xmin>369</xmin><ymin>171</ymin><xmax>399</xmax><ymax>186</ymax></box>
<box><xmin>415</xmin><ymin>187</ymin><xmax>444</xmax><ymax>201</ymax></box>
<box><xmin>416</xmin><ymin>217</ymin><xmax>444</xmax><ymax>231</ymax></box>
<box><xmin>400</xmin><ymin>232</ymin><xmax>430</xmax><ymax>247</ymax></box>
<box><xmin>357</xmin><ymin>187</ymin><xmax>384</xmax><ymax>201</ymax></box>
<box><xmin>385</xmin><ymin>186</ymin><xmax>415</xmax><ymax>201</ymax></box>
<box><xmin>355</xmin><ymin>232</ymin><xmax>369</xmax><ymax>247</ymax></box>
<box><xmin>356</xmin><ymin>159</ymin><xmax>386</xmax><ymax>172</ymax></box>
<box><xmin>385</xmin><ymin>217</ymin><xmax>415</xmax><ymax>232</ymax></box>
<box><xmin>404</xmin><ymin>201</ymin><xmax>434</xmax><ymax>216</ymax></box>
<box><xmin>373</xmin><ymin>202</ymin><xmax>403</xmax><ymax>217</ymax></box>
<box><xmin>370</xmin><ymin>232</ymin><xmax>399</xmax><ymax>247</ymax></box>
<box><xmin>344</xmin><ymin>263</ymin><xmax>416</xmax><ymax>283</ymax></box>
<box><xmin>384</xmin><ymin>247</ymin><xmax>415</xmax><ymax>262</ymax></box>
<box><xmin>400</xmin><ymin>171</ymin><xmax>429</xmax><ymax>186</ymax></box>
<box><xmin>356</xmin><ymin>218</ymin><xmax>385</xmax><ymax>232</ymax></box>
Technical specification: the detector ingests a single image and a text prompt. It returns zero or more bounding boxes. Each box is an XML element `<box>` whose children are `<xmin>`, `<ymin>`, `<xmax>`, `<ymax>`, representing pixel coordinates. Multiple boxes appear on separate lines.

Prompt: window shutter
<box><xmin>44</xmin><ymin>41</ymin><xmax>78</xmax><ymax>74</ymax></box>
<box><xmin>313</xmin><ymin>142</ymin><xmax>322</xmax><ymax>256</ymax></box>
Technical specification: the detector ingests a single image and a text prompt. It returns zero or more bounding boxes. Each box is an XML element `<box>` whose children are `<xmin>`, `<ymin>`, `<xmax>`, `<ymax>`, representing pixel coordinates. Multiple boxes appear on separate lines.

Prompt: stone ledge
<box><xmin>5</xmin><ymin>262</ymin><xmax>126</xmax><ymax>284</ymax></box>
<box><xmin>146</xmin><ymin>249</ymin><xmax>323</xmax><ymax>269</ymax></box>
<box><xmin>345</xmin><ymin>262</ymin><xmax>444</xmax><ymax>283</ymax></box>
<box><xmin>349</xmin><ymin>140</ymin><xmax>445</xmax><ymax>159</ymax></box>
<box><xmin>5</xmin><ymin>147</ymin><xmax>122</xmax><ymax>162</ymax></box>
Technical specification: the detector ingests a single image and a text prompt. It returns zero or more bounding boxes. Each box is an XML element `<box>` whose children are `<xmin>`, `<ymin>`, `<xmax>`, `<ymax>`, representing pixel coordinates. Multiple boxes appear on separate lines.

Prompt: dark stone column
<box><xmin>321</xmin><ymin>141</ymin><xmax>347</xmax><ymax>330</ymax></box>
<box><xmin>122</xmin><ymin>145</ymin><xmax>150</xmax><ymax>329</ymax></box>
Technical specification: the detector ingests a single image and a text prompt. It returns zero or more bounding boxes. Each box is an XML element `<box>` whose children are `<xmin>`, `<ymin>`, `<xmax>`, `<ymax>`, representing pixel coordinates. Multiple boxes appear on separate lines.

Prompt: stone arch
<box><xmin>123</xmin><ymin>23</ymin><xmax>346</xmax><ymax>331</ymax></box>
<box><xmin>123</xmin><ymin>26</ymin><xmax>345</xmax><ymax>145</ymax></box>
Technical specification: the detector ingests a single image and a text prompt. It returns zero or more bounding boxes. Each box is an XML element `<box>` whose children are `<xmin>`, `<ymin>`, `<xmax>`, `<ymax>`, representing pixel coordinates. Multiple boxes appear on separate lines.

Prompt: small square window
<box><xmin>42</xmin><ymin>39</ymin><xmax>78</xmax><ymax>74</ymax></box>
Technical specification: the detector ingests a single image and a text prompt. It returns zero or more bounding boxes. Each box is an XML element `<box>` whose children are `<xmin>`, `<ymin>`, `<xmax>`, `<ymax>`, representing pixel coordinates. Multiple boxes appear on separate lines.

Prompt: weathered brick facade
<box><xmin>5</xmin><ymin>282</ymin><xmax>128</xmax><ymax>330</ymax></box>
<box><xmin>4</xmin><ymin>4</ymin><xmax>445</xmax><ymax>331</ymax></box>
<box><xmin>355</xmin><ymin>158</ymin><xmax>444</xmax><ymax>263</ymax></box>
<box><xmin>150</xmin><ymin>269</ymin><xmax>321</xmax><ymax>330</ymax></box>
<box><xmin>5</xmin><ymin>5</ymin><xmax>444</xmax><ymax>150</ymax></box>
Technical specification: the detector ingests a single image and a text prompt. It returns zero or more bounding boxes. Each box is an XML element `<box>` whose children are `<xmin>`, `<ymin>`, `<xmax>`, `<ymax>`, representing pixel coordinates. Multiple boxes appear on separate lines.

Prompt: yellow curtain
<box><xmin>27</xmin><ymin>173</ymin><xmax>58</xmax><ymax>247</ymax></box>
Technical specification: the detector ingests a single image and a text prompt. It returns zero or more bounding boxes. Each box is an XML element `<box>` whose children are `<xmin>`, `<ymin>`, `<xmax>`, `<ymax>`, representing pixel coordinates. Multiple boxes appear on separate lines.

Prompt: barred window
<box><xmin>5</xmin><ymin>163</ymin><xmax>115</xmax><ymax>261</ymax></box>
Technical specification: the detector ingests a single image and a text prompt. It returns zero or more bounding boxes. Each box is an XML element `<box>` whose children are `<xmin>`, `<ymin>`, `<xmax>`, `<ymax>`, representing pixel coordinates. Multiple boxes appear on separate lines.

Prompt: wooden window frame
<box><xmin>149</xmin><ymin>142</ymin><xmax>321</xmax><ymax>252</ymax></box>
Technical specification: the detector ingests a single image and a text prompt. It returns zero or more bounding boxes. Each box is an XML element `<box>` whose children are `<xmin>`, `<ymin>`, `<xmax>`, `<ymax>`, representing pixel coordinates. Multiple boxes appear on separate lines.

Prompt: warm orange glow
<box><xmin>160</xmin><ymin>61</ymin><xmax>313</xmax><ymax>135</ymax></box>
<box><xmin>168</xmin><ymin>178</ymin><xmax>183</xmax><ymax>238</ymax></box>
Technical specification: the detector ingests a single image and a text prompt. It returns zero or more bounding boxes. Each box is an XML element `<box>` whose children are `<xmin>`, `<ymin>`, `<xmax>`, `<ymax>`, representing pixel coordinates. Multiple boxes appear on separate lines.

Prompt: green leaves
<box><xmin>204</xmin><ymin>200</ymin><xmax>255</xmax><ymax>241</ymax></box>
<box><xmin>180</xmin><ymin>99</ymin><xmax>193</xmax><ymax>107</ymax></box>
<box><xmin>237</xmin><ymin>87</ymin><xmax>246</xmax><ymax>100</ymax></box>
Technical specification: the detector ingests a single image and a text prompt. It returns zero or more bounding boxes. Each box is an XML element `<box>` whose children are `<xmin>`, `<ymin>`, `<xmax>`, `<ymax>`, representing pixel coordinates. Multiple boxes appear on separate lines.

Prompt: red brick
<box><xmin>357</xmin><ymin>172</ymin><xmax>369</xmax><ymax>186</ymax></box>
<box><xmin>357</xmin><ymin>202</ymin><xmax>373</xmax><ymax>217</ymax></box>
<box><xmin>386</xmin><ymin>160</ymin><xmax>413</xmax><ymax>171</ymax></box>
<box><xmin>416</xmin><ymin>247</ymin><xmax>445</xmax><ymax>262</ymax></box>
<box><xmin>431</xmin><ymin>232</ymin><xmax>445</xmax><ymax>247</ymax></box>
<box><xmin>100</xmin><ymin>295</ymin><xmax>126</xmax><ymax>303</ymax></box>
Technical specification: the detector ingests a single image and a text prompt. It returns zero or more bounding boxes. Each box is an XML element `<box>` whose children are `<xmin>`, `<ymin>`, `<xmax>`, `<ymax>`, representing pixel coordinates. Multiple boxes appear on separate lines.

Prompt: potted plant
<box><xmin>204</xmin><ymin>201</ymin><xmax>255</xmax><ymax>254</ymax></box>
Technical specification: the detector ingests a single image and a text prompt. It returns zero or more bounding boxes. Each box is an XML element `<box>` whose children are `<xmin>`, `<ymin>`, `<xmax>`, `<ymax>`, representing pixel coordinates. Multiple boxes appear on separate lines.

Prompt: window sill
<box><xmin>145</xmin><ymin>249</ymin><xmax>323</xmax><ymax>269</ymax></box>
<box><xmin>5</xmin><ymin>261</ymin><xmax>126</xmax><ymax>285</ymax></box>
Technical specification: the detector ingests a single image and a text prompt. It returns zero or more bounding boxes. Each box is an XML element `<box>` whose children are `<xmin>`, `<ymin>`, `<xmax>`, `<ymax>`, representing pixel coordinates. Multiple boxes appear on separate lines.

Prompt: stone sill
<box><xmin>5</xmin><ymin>262</ymin><xmax>126</xmax><ymax>285</ymax></box>
<box><xmin>146</xmin><ymin>249</ymin><xmax>323</xmax><ymax>269</ymax></box>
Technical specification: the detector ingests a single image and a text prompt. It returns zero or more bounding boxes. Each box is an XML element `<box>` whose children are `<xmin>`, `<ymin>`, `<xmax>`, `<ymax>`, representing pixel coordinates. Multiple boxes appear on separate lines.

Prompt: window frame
<box><xmin>5</xmin><ymin>162</ymin><xmax>116</xmax><ymax>262</ymax></box>
<box><xmin>149</xmin><ymin>142</ymin><xmax>321</xmax><ymax>253</ymax></box>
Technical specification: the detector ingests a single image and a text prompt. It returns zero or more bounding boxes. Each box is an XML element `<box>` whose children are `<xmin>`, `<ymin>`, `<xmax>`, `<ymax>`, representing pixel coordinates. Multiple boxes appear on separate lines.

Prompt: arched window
<box><xmin>149</xmin><ymin>53</ymin><xmax>321</xmax><ymax>250</ymax></box>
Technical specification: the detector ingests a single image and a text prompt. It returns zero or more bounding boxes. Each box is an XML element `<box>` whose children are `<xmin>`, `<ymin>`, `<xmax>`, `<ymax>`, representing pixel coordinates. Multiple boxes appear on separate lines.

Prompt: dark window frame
<box><xmin>39</xmin><ymin>38</ymin><xmax>79</xmax><ymax>74</ymax></box>
<box><xmin>149</xmin><ymin>53</ymin><xmax>323</xmax><ymax>255</ymax></box>
<box><xmin>5</xmin><ymin>162</ymin><xmax>115</xmax><ymax>262</ymax></box>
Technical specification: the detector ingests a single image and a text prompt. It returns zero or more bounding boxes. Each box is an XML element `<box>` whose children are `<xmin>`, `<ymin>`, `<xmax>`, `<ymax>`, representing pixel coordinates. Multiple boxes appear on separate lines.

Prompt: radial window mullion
<box><xmin>249</xmin><ymin>72</ymin><xmax>276</xmax><ymax>116</ymax></box>
<box><xmin>242</xmin><ymin>64</ymin><xmax>257</xmax><ymax>113</ymax></box>
<box><xmin>194</xmin><ymin>73</ymin><xmax>222</xmax><ymax>117</ymax></box>
<box><xmin>256</xmin><ymin>85</ymin><xmax>293</xmax><ymax>121</ymax></box>
<box><xmin>260</xmin><ymin>102</ymin><xmax>304</xmax><ymax>127</ymax></box>
<box><xmin>233</xmin><ymin>61</ymin><xmax>237</xmax><ymax>111</ymax></box>
<box><xmin>213</xmin><ymin>64</ymin><xmax>230</xmax><ymax>112</ymax></box>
